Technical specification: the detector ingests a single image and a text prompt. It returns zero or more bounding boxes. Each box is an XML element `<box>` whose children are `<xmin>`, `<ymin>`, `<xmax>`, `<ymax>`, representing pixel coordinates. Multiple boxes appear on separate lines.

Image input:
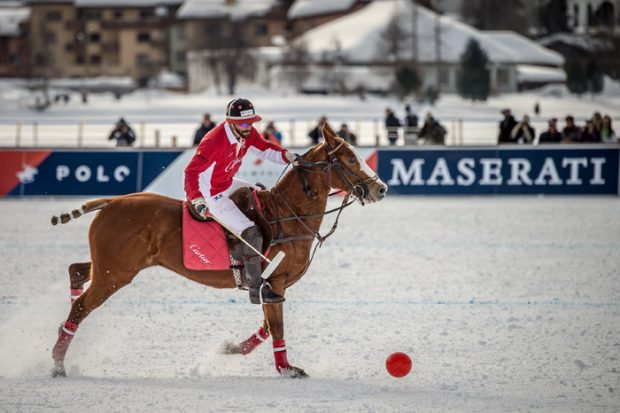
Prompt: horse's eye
<box><xmin>349</xmin><ymin>157</ymin><xmax>357</xmax><ymax>164</ymax></box>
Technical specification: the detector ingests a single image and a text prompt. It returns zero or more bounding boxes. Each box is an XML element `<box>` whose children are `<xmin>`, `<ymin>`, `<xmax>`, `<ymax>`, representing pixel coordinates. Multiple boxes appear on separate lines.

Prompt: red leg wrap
<box><xmin>238</xmin><ymin>327</ymin><xmax>269</xmax><ymax>355</ymax></box>
<box><xmin>273</xmin><ymin>339</ymin><xmax>292</xmax><ymax>373</ymax></box>
<box><xmin>52</xmin><ymin>320</ymin><xmax>79</xmax><ymax>361</ymax></box>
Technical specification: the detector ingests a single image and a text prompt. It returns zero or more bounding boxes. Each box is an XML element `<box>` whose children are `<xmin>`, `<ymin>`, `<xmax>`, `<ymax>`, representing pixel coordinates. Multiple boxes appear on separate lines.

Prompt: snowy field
<box><xmin>0</xmin><ymin>196</ymin><xmax>618</xmax><ymax>412</ymax></box>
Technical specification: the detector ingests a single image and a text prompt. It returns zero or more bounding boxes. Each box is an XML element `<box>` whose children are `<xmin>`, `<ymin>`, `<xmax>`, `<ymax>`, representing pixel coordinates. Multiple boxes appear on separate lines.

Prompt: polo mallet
<box><xmin>209</xmin><ymin>214</ymin><xmax>285</xmax><ymax>280</ymax></box>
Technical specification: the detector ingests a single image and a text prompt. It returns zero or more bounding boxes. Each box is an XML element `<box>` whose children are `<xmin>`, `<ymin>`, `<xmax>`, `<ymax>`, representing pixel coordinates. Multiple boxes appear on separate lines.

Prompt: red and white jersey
<box><xmin>184</xmin><ymin>121</ymin><xmax>288</xmax><ymax>200</ymax></box>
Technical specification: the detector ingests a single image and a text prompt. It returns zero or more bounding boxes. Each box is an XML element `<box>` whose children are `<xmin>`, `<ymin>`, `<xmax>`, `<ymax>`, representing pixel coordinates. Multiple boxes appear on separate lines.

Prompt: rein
<box><xmin>265</xmin><ymin>141</ymin><xmax>373</xmax><ymax>267</ymax></box>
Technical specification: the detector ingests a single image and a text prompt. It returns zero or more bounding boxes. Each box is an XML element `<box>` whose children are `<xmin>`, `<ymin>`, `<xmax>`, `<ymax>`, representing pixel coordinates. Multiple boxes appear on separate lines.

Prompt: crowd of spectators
<box><xmin>498</xmin><ymin>109</ymin><xmax>617</xmax><ymax>145</ymax></box>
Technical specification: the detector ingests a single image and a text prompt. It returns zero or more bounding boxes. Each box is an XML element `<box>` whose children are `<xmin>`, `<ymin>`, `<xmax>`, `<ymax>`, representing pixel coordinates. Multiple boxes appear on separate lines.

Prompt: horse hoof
<box><xmin>51</xmin><ymin>362</ymin><xmax>66</xmax><ymax>378</ymax></box>
<box><xmin>220</xmin><ymin>341</ymin><xmax>242</xmax><ymax>355</ymax></box>
<box><xmin>280</xmin><ymin>366</ymin><xmax>309</xmax><ymax>379</ymax></box>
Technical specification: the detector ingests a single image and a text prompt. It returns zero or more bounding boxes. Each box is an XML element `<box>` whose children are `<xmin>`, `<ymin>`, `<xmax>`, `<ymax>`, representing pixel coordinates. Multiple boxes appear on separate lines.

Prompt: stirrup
<box><xmin>249</xmin><ymin>282</ymin><xmax>285</xmax><ymax>305</ymax></box>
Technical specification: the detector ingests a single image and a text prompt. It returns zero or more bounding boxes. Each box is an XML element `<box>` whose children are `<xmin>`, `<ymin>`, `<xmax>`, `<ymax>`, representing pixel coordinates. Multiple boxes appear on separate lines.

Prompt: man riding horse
<box><xmin>184</xmin><ymin>98</ymin><xmax>299</xmax><ymax>305</ymax></box>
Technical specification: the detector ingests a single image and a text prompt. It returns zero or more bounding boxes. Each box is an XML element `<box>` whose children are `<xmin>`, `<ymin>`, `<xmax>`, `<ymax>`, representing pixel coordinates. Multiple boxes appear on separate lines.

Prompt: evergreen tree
<box><xmin>539</xmin><ymin>0</ymin><xmax>568</xmax><ymax>34</ymax></box>
<box><xmin>393</xmin><ymin>65</ymin><xmax>421</xmax><ymax>99</ymax></box>
<box><xmin>461</xmin><ymin>0</ymin><xmax>529</xmax><ymax>35</ymax></box>
<box><xmin>586</xmin><ymin>59</ymin><xmax>604</xmax><ymax>95</ymax></box>
<box><xmin>457</xmin><ymin>38</ymin><xmax>490</xmax><ymax>101</ymax></box>
<box><xmin>565</xmin><ymin>59</ymin><xmax>588</xmax><ymax>95</ymax></box>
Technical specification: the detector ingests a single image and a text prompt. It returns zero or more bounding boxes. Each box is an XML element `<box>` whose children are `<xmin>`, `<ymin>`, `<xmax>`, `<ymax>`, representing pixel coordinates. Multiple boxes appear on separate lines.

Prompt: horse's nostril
<box><xmin>379</xmin><ymin>185</ymin><xmax>387</xmax><ymax>195</ymax></box>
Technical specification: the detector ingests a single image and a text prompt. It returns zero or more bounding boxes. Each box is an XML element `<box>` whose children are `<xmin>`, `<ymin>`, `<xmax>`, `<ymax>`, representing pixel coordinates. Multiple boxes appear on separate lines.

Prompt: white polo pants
<box><xmin>205</xmin><ymin>178</ymin><xmax>255</xmax><ymax>235</ymax></box>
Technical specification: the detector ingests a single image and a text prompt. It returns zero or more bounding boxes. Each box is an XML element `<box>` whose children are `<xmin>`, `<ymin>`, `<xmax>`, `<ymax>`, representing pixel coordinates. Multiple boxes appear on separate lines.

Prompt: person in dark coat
<box><xmin>108</xmin><ymin>117</ymin><xmax>136</xmax><ymax>147</ymax></box>
<box><xmin>403</xmin><ymin>104</ymin><xmax>419</xmax><ymax>144</ymax></box>
<box><xmin>193</xmin><ymin>113</ymin><xmax>217</xmax><ymax>146</ymax></box>
<box><xmin>308</xmin><ymin>116</ymin><xmax>327</xmax><ymax>144</ymax></box>
<box><xmin>561</xmin><ymin>115</ymin><xmax>581</xmax><ymax>142</ymax></box>
<box><xmin>510</xmin><ymin>114</ymin><xmax>535</xmax><ymax>144</ymax></box>
<box><xmin>419</xmin><ymin>112</ymin><xmax>447</xmax><ymax>145</ymax></box>
<box><xmin>498</xmin><ymin>109</ymin><xmax>517</xmax><ymax>144</ymax></box>
<box><xmin>337</xmin><ymin>123</ymin><xmax>357</xmax><ymax>145</ymax></box>
<box><xmin>385</xmin><ymin>108</ymin><xmax>401</xmax><ymax>145</ymax></box>
<box><xmin>538</xmin><ymin>118</ymin><xmax>562</xmax><ymax>144</ymax></box>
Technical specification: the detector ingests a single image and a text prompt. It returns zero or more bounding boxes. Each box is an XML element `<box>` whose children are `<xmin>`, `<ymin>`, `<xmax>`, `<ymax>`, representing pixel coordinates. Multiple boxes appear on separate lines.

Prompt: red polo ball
<box><xmin>386</xmin><ymin>352</ymin><xmax>412</xmax><ymax>378</ymax></box>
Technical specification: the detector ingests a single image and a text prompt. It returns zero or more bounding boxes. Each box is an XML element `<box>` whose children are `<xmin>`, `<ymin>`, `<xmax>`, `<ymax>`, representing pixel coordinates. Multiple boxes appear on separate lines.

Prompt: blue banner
<box><xmin>7</xmin><ymin>150</ymin><xmax>183</xmax><ymax>196</ymax></box>
<box><xmin>378</xmin><ymin>147</ymin><xmax>620</xmax><ymax>195</ymax></box>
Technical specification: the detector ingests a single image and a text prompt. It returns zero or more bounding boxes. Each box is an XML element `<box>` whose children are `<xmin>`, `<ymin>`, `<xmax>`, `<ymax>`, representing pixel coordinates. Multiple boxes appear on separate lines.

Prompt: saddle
<box><xmin>182</xmin><ymin>187</ymin><xmax>272</xmax><ymax>272</ymax></box>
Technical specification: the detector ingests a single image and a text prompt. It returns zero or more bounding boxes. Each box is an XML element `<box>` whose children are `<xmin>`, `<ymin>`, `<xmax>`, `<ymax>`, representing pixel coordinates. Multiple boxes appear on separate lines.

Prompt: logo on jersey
<box><xmin>225</xmin><ymin>157</ymin><xmax>242</xmax><ymax>173</ymax></box>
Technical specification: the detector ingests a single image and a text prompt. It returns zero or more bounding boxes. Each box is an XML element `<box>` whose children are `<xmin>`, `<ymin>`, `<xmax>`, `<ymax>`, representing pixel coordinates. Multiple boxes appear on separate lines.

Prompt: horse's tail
<box><xmin>51</xmin><ymin>198</ymin><xmax>113</xmax><ymax>226</ymax></box>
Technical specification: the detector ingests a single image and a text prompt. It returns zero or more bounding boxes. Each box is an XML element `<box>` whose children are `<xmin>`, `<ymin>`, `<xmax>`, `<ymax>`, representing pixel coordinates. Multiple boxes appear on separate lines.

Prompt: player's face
<box><xmin>233</xmin><ymin>123</ymin><xmax>252</xmax><ymax>137</ymax></box>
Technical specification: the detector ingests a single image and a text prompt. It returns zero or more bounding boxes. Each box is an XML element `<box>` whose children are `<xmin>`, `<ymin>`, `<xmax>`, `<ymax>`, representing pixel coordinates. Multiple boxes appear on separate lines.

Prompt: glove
<box><xmin>285</xmin><ymin>151</ymin><xmax>301</xmax><ymax>167</ymax></box>
<box><xmin>191</xmin><ymin>197</ymin><xmax>208</xmax><ymax>218</ymax></box>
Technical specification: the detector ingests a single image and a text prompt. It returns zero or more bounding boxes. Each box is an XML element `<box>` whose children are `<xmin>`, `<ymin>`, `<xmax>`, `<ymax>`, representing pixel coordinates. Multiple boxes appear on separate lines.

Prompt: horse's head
<box><xmin>300</xmin><ymin>123</ymin><xmax>387</xmax><ymax>204</ymax></box>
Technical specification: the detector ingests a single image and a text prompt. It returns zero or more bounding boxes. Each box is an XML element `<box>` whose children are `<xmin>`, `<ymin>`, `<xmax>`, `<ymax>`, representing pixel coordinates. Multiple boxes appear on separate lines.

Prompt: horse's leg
<box><xmin>263</xmin><ymin>302</ymin><xmax>308</xmax><ymax>378</ymax></box>
<box><xmin>52</xmin><ymin>267</ymin><xmax>134</xmax><ymax>377</ymax></box>
<box><xmin>68</xmin><ymin>262</ymin><xmax>91</xmax><ymax>304</ymax></box>
<box><xmin>221</xmin><ymin>320</ymin><xmax>270</xmax><ymax>355</ymax></box>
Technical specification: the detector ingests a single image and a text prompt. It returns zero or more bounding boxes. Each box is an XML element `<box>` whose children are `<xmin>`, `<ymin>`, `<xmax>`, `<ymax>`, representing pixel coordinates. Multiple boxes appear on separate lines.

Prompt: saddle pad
<box><xmin>182</xmin><ymin>203</ymin><xmax>231</xmax><ymax>271</ymax></box>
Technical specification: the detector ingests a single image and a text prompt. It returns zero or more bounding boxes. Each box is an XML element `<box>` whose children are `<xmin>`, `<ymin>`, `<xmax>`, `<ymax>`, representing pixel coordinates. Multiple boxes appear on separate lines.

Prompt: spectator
<box><xmin>108</xmin><ymin>117</ymin><xmax>136</xmax><ymax>147</ymax></box>
<box><xmin>538</xmin><ymin>118</ymin><xmax>562</xmax><ymax>144</ymax></box>
<box><xmin>263</xmin><ymin>121</ymin><xmax>283</xmax><ymax>144</ymax></box>
<box><xmin>308</xmin><ymin>116</ymin><xmax>327</xmax><ymax>144</ymax></box>
<box><xmin>561</xmin><ymin>115</ymin><xmax>581</xmax><ymax>142</ymax></box>
<box><xmin>337</xmin><ymin>123</ymin><xmax>357</xmax><ymax>145</ymax></box>
<box><xmin>534</xmin><ymin>101</ymin><xmax>540</xmax><ymax>116</ymax></box>
<box><xmin>600</xmin><ymin>115</ymin><xmax>616</xmax><ymax>143</ymax></box>
<box><xmin>403</xmin><ymin>104</ymin><xmax>419</xmax><ymax>145</ymax></box>
<box><xmin>579</xmin><ymin>120</ymin><xmax>601</xmax><ymax>142</ymax></box>
<box><xmin>385</xmin><ymin>108</ymin><xmax>401</xmax><ymax>146</ymax></box>
<box><xmin>419</xmin><ymin>112</ymin><xmax>447</xmax><ymax>145</ymax></box>
<box><xmin>510</xmin><ymin>114</ymin><xmax>535</xmax><ymax>144</ymax></box>
<box><xmin>193</xmin><ymin>113</ymin><xmax>217</xmax><ymax>146</ymax></box>
<box><xmin>498</xmin><ymin>109</ymin><xmax>517</xmax><ymax>144</ymax></box>
<box><xmin>592</xmin><ymin>112</ymin><xmax>603</xmax><ymax>134</ymax></box>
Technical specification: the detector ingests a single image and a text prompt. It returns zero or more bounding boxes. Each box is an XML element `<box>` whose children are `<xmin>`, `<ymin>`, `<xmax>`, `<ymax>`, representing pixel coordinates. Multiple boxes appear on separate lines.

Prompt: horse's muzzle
<box><xmin>365</xmin><ymin>180</ymin><xmax>388</xmax><ymax>203</ymax></box>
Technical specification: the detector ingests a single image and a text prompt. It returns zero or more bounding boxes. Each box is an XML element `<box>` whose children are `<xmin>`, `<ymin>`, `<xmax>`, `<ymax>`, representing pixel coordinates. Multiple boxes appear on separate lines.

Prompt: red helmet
<box><xmin>225</xmin><ymin>98</ymin><xmax>262</xmax><ymax>125</ymax></box>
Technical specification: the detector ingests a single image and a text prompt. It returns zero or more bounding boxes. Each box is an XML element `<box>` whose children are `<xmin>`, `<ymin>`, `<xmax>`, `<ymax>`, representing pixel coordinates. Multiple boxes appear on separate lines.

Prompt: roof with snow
<box><xmin>0</xmin><ymin>7</ymin><xmax>29</xmax><ymax>37</ymax></box>
<box><xmin>300</xmin><ymin>0</ymin><xmax>564</xmax><ymax>66</ymax></box>
<box><xmin>177</xmin><ymin>0</ymin><xmax>278</xmax><ymax>20</ymax></box>
<box><xmin>288</xmin><ymin>0</ymin><xmax>357</xmax><ymax>19</ymax></box>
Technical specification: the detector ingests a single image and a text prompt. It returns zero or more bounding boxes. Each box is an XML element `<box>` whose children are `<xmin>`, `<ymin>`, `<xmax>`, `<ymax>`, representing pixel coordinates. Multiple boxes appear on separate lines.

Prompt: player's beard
<box><xmin>232</xmin><ymin>125</ymin><xmax>251</xmax><ymax>139</ymax></box>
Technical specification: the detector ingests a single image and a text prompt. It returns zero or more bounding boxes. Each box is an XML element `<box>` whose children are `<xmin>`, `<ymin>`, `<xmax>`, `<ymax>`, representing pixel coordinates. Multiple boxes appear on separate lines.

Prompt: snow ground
<box><xmin>0</xmin><ymin>196</ymin><xmax>618</xmax><ymax>412</ymax></box>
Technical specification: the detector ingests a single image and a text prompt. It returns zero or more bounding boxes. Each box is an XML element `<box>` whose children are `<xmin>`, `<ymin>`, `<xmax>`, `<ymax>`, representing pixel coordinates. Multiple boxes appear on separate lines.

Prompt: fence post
<box><xmin>155</xmin><ymin>129</ymin><xmax>161</xmax><ymax>148</ymax></box>
<box><xmin>77</xmin><ymin>121</ymin><xmax>84</xmax><ymax>147</ymax></box>
<box><xmin>451</xmin><ymin>120</ymin><xmax>456</xmax><ymax>146</ymax></box>
<box><xmin>15</xmin><ymin>122</ymin><xmax>21</xmax><ymax>147</ymax></box>
<box><xmin>374</xmin><ymin>119</ymin><xmax>379</xmax><ymax>147</ymax></box>
<box><xmin>289</xmin><ymin>120</ymin><xmax>295</xmax><ymax>147</ymax></box>
<box><xmin>33</xmin><ymin>122</ymin><xmax>38</xmax><ymax>146</ymax></box>
<box><xmin>171</xmin><ymin>135</ymin><xmax>178</xmax><ymax>147</ymax></box>
<box><xmin>140</xmin><ymin>121</ymin><xmax>146</xmax><ymax>147</ymax></box>
<box><xmin>458</xmin><ymin>118</ymin><xmax>463</xmax><ymax>146</ymax></box>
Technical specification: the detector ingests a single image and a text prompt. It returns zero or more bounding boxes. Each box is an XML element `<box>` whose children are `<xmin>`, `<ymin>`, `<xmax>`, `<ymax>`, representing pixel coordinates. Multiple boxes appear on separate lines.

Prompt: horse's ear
<box><xmin>322</xmin><ymin>122</ymin><xmax>339</xmax><ymax>148</ymax></box>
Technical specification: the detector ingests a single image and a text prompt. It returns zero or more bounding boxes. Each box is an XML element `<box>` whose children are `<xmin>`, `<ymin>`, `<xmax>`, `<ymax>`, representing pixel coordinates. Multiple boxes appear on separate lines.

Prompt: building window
<box><xmin>89</xmin><ymin>33</ymin><xmax>101</xmax><ymax>43</ymax></box>
<box><xmin>76</xmin><ymin>54</ymin><xmax>85</xmax><ymax>65</ymax></box>
<box><xmin>90</xmin><ymin>55</ymin><xmax>101</xmax><ymax>64</ymax></box>
<box><xmin>137</xmin><ymin>32</ymin><xmax>151</xmax><ymax>43</ymax></box>
<box><xmin>255</xmin><ymin>23</ymin><xmax>268</xmax><ymax>36</ymax></box>
<box><xmin>439</xmin><ymin>67</ymin><xmax>450</xmax><ymax>88</ymax></box>
<box><xmin>35</xmin><ymin>54</ymin><xmax>47</xmax><ymax>66</ymax></box>
<box><xmin>65</xmin><ymin>42</ymin><xmax>75</xmax><ymax>52</ymax></box>
<box><xmin>497</xmin><ymin>68</ymin><xmax>510</xmax><ymax>86</ymax></box>
<box><xmin>140</xmin><ymin>10</ymin><xmax>154</xmax><ymax>19</ymax></box>
<box><xmin>136</xmin><ymin>53</ymin><xmax>150</xmax><ymax>66</ymax></box>
<box><xmin>86</xmin><ymin>10</ymin><xmax>102</xmax><ymax>21</ymax></box>
<box><xmin>45</xmin><ymin>33</ymin><xmax>57</xmax><ymax>45</ymax></box>
<box><xmin>46</xmin><ymin>11</ymin><xmax>62</xmax><ymax>21</ymax></box>
<box><xmin>113</xmin><ymin>10</ymin><xmax>123</xmax><ymax>19</ymax></box>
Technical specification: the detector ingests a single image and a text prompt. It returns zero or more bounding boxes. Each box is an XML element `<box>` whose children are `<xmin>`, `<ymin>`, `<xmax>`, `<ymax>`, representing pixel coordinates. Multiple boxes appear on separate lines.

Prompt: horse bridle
<box><xmin>266</xmin><ymin>140</ymin><xmax>379</xmax><ymax>266</ymax></box>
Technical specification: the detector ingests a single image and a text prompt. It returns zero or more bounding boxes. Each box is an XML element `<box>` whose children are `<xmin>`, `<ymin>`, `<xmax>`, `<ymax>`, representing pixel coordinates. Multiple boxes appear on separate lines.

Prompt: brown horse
<box><xmin>50</xmin><ymin>125</ymin><xmax>387</xmax><ymax>378</ymax></box>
